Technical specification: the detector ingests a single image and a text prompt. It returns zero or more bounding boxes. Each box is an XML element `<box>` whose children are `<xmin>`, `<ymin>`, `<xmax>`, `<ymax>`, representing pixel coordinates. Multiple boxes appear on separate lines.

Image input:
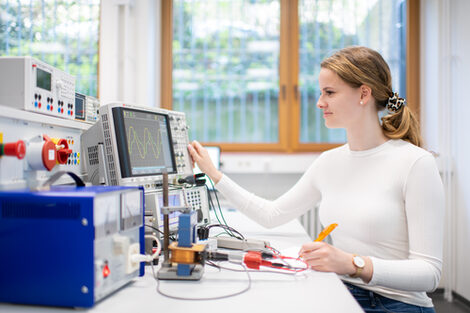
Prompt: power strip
<box><xmin>215</xmin><ymin>237</ymin><xmax>270</xmax><ymax>250</ymax></box>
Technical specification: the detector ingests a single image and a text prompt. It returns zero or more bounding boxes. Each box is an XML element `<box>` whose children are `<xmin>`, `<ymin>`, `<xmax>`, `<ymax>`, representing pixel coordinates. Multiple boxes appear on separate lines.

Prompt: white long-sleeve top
<box><xmin>216</xmin><ymin>139</ymin><xmax>444</xmax><ymax>307</ymax></box>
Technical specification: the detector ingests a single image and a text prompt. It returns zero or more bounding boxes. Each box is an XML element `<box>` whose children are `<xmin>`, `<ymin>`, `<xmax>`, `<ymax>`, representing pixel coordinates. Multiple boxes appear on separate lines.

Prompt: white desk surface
<box><xmin>0</xmin><ymin>208</ymin><xmax>363</xmax><ymax>313</ymax></box>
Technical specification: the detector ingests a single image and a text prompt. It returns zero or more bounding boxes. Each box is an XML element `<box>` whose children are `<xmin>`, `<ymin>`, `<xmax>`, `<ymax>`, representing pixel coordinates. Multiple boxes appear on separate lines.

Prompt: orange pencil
<box><xmin>314</xmin><ymin>223</ymin><xmax>338</xmax><ymax>242</ymax></box>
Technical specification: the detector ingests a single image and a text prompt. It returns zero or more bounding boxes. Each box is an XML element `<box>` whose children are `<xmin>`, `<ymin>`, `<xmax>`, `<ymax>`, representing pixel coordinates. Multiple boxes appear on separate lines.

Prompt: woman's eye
<box><xmin>326</xmin><ymin>91</ymin><xmax>334</xmax><ymax>95</ymax></box>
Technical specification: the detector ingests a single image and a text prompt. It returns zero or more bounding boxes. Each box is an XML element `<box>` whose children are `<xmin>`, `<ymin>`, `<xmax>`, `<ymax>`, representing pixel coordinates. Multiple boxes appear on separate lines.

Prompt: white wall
<box><xmin>220</xmin><ymin>153</ymin><xmax>317</xmax><ymax>199</ymax></box>
<box><xmin>446</xmin><ymin>0</ymin><xmax>470</xmax><ymax>301</ymax></box>
<box><xmin>421</xmin><ymin>0</ymin><xmax>470</xmax><ymax>301</ymax></box>
<box><xmin>99</xmin><ymin>0</ymin><xmax>160</xmax><ymax>107</ymax></box>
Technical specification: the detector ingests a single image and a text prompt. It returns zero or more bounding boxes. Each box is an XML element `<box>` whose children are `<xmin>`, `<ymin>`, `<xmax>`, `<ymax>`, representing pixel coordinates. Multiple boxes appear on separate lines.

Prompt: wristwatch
<box><xmin>349</xmin><ymin>254</ymin><xmax>365</xmax><ymax>278</ymax></box>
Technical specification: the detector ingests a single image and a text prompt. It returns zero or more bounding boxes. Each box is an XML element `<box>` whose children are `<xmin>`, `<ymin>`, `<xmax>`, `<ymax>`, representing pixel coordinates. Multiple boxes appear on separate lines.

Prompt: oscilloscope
<box><xmin>82</xmin><ymin>103</ymin><xmax>193</xmax><ymax>188</ymax></box>
<box><xmin>81</xmin><ymin>103</ymin><xmax>210</xmax><ymax>232</ymax></box>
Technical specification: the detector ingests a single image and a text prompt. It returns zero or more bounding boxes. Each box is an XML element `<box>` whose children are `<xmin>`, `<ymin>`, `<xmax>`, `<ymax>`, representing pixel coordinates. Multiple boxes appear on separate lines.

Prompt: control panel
<box><xmin>0</xmin><ymin>105</ymin><xmax>89</xmax><ymax>190</ymax></box>
<box><xmin>168</xmin><ymin>111</ymin><xmax>192</xmax><ymax>176</ymax></box>
<box><xmin>86</xmin><ymin>94</ymin><xmax>100</xmax><ymax>123</ymax></box>
<box><xmin>75</xmin><ymin>92</ymin><xmax>100</xmax><ymax>124</ymax></box>
<box><xmin>0</xmin><ymin>56</ymin><xmax>76</xmax><ymax>120</ymax></box>
<box><xmin>144</xmin><ymin>185</ymin><xmax>210</xmax><ymax>237</ymax></box>
<box><xmin>185</xmin><ymin>186</ymin><xmax>210</xmax><ymax>225</ymax></box>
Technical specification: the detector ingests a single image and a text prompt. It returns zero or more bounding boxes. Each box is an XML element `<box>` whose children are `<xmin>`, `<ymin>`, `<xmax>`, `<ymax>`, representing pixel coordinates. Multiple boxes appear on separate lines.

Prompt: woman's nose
<box><xmin>317</xmin><ymin>97</ymin><xmax>326</xmax><ymax>109</ymax></box>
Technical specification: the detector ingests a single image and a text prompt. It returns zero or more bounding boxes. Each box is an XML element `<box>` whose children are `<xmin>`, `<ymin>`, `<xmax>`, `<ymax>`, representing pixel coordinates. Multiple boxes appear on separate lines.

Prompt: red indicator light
<box><xmin>103</xmin><ymin>264</ymin><xmax>110</xmax><ymax>278</ymax></box>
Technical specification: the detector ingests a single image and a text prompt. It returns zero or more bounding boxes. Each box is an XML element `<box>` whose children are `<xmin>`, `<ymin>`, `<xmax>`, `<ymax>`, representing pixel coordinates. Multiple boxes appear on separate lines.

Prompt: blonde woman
<box><xmin>188</xmin><ymin>46</ymin><xmax>444</xmax><ymax>313</ymax></box>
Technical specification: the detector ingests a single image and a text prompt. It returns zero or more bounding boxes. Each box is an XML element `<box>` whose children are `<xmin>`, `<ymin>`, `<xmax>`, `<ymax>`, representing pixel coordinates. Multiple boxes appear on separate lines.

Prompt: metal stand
<box><xmin>157</xmin><ymin>172</ymin><xmax>205</xmax><ymax>281</ymax></box>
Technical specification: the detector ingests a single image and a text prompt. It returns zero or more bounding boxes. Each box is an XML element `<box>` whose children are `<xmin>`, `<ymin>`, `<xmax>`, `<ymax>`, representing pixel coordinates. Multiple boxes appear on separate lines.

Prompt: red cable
<box><xmin>243</xmin><ymin>251</ymin><xmax>309</xmax><ymax>272</ymax></box>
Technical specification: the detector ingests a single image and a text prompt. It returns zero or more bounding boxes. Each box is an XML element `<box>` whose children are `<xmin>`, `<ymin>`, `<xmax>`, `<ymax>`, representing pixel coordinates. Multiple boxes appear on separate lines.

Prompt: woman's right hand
<box><xmin>187</xmin><ymin>140</ymin><xmax>223</xmax><ymax>184</ymax></box>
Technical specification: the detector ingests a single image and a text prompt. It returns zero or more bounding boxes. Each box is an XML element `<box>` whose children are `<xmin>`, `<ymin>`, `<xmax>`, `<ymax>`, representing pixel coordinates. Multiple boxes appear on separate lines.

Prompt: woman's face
<box><xmin>317</xmin><ymin>68</ymin><xmax>363</xmax><ymax>129</ymax></box>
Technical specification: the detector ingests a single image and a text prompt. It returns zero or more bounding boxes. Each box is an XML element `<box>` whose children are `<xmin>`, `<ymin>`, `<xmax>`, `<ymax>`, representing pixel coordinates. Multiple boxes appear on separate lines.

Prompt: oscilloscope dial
<box><xmin>168</xmin><ymin>111</ymin><xmax>192</xmax><ymax>177</ymax></box>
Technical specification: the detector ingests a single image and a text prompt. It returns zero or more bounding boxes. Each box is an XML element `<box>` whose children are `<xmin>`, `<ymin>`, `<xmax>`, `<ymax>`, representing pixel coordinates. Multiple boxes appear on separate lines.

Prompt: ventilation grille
<box><xmin>1</xmin><ymin>201</ymin><xmax>81</xmax><ymax>220</ymax></box>
<box><xmin>101</xmin><ymin>113</ymin><xmax>118</xmax><ymax>185</ymax></box>
<box><xmin>87</xmin><ymin>145</ymin><xmax>99</xmax><ymax>166</ymax></box>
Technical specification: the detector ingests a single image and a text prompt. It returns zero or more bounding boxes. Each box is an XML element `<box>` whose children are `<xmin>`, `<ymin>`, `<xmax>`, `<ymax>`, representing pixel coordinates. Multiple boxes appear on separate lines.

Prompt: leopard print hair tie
<box><xmin>387</xmin><ymin>92</ymin><xmax>406</xmax><ymax>113</ymax></box>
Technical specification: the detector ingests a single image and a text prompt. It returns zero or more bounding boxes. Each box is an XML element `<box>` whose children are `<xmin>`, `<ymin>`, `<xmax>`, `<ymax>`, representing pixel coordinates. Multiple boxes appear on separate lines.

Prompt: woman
<box><xmin>187</xmin><ymin>46</ymin><xmax>444</xmax><ymax>313</ymax></box>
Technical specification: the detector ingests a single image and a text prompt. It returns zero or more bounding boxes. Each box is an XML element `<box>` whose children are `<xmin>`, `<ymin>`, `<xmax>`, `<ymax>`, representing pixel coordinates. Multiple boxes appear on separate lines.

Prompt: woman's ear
<box><xmin>359</xmin><ymin>85</ymin><xmax>372</xmax><ymax>106</ymax></box>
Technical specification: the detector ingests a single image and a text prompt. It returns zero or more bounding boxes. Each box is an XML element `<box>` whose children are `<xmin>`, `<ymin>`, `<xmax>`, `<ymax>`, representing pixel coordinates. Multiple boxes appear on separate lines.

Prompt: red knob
<box><xmin>3</xmin><ymin>140</ymin><xmax>26</xmax><ymax>159</ymax></box>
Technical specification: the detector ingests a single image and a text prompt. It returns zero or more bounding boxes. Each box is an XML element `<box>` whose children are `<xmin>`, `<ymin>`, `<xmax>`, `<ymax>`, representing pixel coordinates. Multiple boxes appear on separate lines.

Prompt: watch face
<box><xmin>354</xmin><ymin>256</ymin><xmax>365</xmax><ymax>268</ymax></box>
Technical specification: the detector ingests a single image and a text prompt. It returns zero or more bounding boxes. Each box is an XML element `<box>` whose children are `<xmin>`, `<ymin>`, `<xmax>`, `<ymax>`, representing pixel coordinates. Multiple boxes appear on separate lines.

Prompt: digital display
<box><xmin>36</xmin><ymin>68</ymin><xmax>51</xmax><ymax>91</ymax></box>
<box><xmin>158</xmin><ymin>193</ymin><xmax>182</xmax><ymax>227</ymax></box>
<box><xmin>113</xmin><ymin>107</ymin><xmax>176</xmax><ymax>178</ymax></box>
<box><xmin>75</xmin><ymin>93</ymin><xmax>86</xmax><ymax>120</ymax></box>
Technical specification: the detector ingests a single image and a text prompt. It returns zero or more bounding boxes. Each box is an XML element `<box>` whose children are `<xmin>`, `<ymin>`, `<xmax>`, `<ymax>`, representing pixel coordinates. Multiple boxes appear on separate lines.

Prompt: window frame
<box><xmin>161</xmin><ymin>0</ymin><xmax>420</xmax><ymax>153</ymax></box>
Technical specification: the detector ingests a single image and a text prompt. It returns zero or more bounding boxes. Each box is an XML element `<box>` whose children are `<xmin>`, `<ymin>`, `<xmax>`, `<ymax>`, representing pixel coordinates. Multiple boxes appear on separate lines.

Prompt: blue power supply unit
<box><xmin>0</xmin><ymin>185</ymin><xmax>145</xmax><ymax>308</ymax></box>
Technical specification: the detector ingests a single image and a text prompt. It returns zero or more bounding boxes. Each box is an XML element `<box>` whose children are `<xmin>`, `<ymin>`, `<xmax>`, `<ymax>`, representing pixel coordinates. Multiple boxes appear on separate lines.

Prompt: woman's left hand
<box><xmin>298</xmin><ymin>242</ymin><xmax>356</xmax><ymax>275</ymax></box>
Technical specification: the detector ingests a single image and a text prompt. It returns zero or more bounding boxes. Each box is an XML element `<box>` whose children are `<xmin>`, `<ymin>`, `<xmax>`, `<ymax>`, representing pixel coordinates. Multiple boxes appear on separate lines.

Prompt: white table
<box><xmin>0</xmin><ymin>208</ymin><xmax>363</xmax><ymax>313</ymax></box>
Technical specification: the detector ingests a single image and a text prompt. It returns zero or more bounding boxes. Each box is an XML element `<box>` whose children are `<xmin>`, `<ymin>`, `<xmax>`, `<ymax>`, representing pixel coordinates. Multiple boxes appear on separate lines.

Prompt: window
<box><xmin>298</xmin><ymin>0</ymin><xmax>406</xmax><ymax>143</ymax></box>
<box><xmin>0</xmin><ymin>0</ymin><xmax>100</xmax><ymax>97</ymax></box>
<box><xmin>162</xmin><ymin>0</ymin><xmax>419</xmax><ymax>152</ymax></box>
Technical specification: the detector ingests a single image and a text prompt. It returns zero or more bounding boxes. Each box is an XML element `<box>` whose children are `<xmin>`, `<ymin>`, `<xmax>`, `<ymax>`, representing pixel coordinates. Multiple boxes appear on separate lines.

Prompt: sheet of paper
<box><xmin>278</xmin><ymin>246</ymin><xmax>309</xmax><ymax>270</ymax></box>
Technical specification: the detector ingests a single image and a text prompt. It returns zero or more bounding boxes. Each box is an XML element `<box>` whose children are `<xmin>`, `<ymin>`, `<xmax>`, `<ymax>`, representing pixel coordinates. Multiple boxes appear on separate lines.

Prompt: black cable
<box><xmin>145</xmin><ymin>224</ymin><xmax>176</xmax><ymax>241</ymax></box>
<box><xmin>206</xmin><ymin>224</ymin><xmax>245</xmax><ymax>240</ymax></box>
<box><xmin>145</xmin><ymin>224</ymin><xmax>164</xmax><ymax>235</ymax></box>
<box><xmin>208</xmin><ymin>177</ymin><xmax>230</xmax><ymax>227</ymax></box>
<box><xmin>170</xmin><ymin>174</ymin><xmax>238</xmax><ymax>239</ymax></box>
<box><xmin>150</xmin><ymin>261</ymin><xmax>252</xmax><ymax>300</ymax></box>
<box><xmin>205</xmin><ymin>184</ymin><xmax>228</xmax><ymax>235</ymax></box>
<box><xmin>204</xmin><ymin>178</ymin><xmax>236</xmax><ymax>238</ymax></box>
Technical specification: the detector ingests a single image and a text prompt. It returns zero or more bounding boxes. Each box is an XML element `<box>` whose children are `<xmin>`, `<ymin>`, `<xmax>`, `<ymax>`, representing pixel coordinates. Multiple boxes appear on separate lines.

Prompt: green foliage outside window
<box><xmin>0</xmin><ymin>0</ymin><xmax>100</xmax><ymax>97</ymax></box>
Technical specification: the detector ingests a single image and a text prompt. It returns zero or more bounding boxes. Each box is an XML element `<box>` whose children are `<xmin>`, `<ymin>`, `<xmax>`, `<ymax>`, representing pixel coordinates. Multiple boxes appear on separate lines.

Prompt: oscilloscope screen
<box><xmin>112</xmin><ymin>107</ymin><xmax>177</xmax><ymax>178</ymax></box>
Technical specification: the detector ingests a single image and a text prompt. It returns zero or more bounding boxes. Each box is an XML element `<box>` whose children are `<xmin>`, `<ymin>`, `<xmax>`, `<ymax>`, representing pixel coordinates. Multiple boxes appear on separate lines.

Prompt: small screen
<box><xmin>158</xmin><ymin>193</ymin><xmax>182</xmax><ymax>228</ymax></box>
<box><xmin>75</xmin><ymin>94</ymin><xmax>86</xmax><ymax>120</ymax></box>
<box><xmin>113</xmin><ymin>107</ymin><xmax>176</xmax><ymax>178</ymax></box>
<box><xmin>36</xmin><ymin>68</ymin><xmax>51</xmax><ymax>91</ymax></box>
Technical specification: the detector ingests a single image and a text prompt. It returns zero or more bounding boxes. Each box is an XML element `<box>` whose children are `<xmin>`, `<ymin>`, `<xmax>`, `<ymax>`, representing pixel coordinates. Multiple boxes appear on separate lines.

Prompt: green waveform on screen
<box><xmin>127</xmin><ymin>126</ymin><xmax>162</xmax><ymax>160</ymax></box>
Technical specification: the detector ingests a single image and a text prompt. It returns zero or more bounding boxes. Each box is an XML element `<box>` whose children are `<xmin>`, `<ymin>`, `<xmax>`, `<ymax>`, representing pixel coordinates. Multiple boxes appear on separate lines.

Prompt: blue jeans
<box><xmin>344</xmin><ymin>282</ymin><xmax>436</xmax><ymax>313</ymax></box>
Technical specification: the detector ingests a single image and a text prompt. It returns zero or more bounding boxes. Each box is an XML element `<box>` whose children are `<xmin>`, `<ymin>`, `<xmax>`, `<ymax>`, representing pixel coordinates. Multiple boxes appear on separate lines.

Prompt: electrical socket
<box><xmin>126</xmin><ymin>242</ymin><xmax>140</xmax><ymax>274</ymax></box>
